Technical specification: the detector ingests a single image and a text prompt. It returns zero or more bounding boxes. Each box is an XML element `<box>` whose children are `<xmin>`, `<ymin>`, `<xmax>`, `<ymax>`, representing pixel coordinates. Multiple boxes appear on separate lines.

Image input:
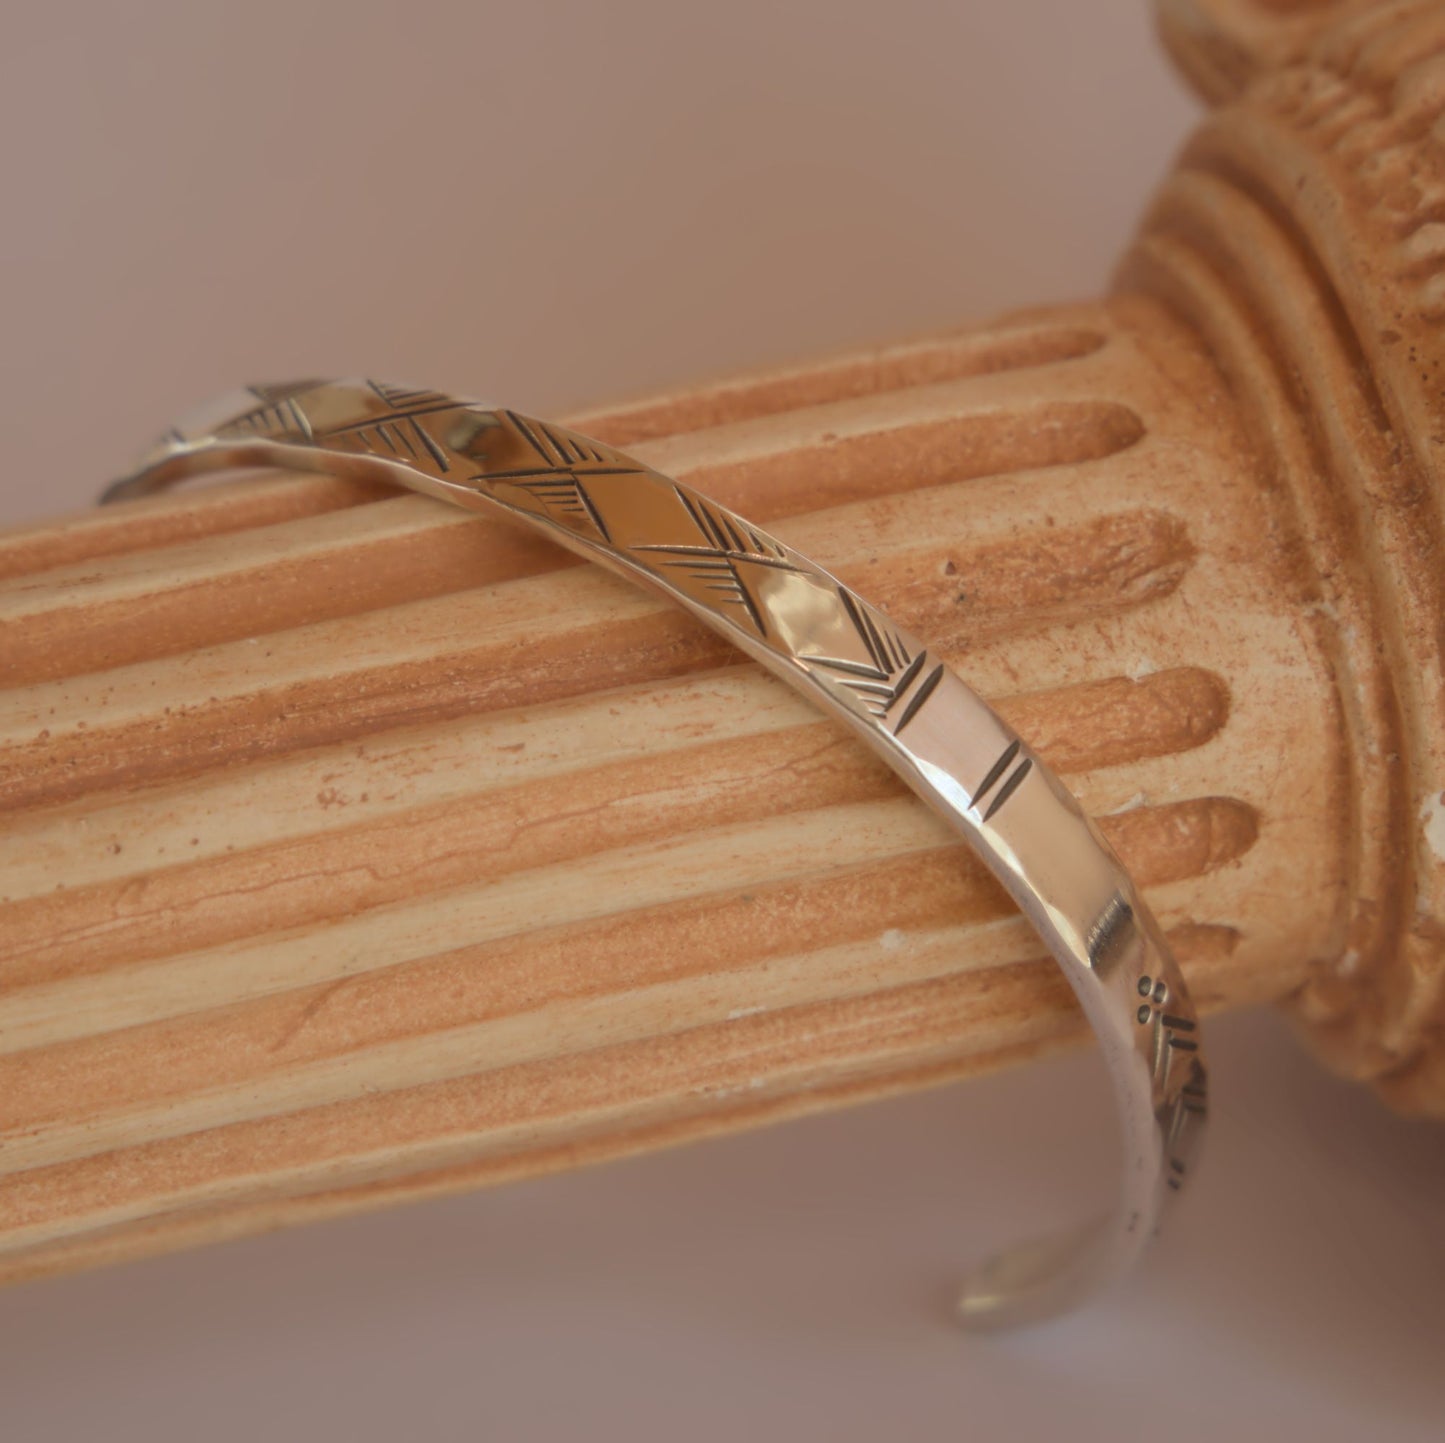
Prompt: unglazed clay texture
<box><xmin>1153</xmin><ymin>0</ymin><xmax>1445</xmax><ymax>1107</ymax></box>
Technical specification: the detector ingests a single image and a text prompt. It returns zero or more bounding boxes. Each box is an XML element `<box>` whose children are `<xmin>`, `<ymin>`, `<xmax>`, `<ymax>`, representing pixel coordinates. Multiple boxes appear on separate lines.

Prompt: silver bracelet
<box><xmin>104</xmin><ymin>379</ymin><xmax>1207</xmax><ymax>1327</ymax></box>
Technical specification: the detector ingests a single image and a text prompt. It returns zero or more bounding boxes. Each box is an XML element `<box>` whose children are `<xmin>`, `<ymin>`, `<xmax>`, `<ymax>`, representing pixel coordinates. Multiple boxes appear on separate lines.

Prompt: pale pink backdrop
<box><xmin>1</xmin><ymin>2</ymin><xmax>1442</xmax><ymax>1439</ymax></box>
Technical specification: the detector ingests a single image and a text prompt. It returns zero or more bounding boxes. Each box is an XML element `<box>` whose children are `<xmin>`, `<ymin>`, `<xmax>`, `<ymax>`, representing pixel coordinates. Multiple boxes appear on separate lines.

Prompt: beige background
<box><xmin>1</xmin><ymin>1</ymin><xmax>1442</xmax><ymax>1439</ymax></box>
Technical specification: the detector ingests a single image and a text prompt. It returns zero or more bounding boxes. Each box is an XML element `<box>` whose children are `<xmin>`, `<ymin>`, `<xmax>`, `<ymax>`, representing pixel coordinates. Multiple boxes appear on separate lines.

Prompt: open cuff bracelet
<box><xmin>104</xmin><ymin>379</ymin><xmax>1208</xmax><ymax>1328</ymax></box>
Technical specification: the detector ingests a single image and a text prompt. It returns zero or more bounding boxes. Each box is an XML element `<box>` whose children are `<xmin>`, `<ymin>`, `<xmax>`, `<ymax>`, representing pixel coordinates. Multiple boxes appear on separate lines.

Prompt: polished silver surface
<box><xmin>105</xmin><ymin>379</ymin><xmax>1208</xmax><ymax>1327</ymax></box>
